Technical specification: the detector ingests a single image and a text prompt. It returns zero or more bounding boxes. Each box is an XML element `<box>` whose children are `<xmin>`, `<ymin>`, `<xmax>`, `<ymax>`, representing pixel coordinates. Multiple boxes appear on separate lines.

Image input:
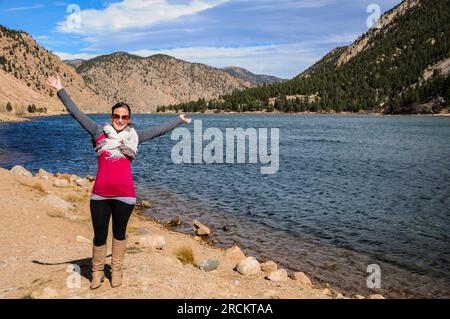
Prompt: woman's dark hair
<box><xmin>111</xmin><ymin>102</ymin><xmax>131</xmax><ymax>117</ymax></box>
<box><xmin>111</xmin><ymin>102</ymin><xmax>133</xmax><ymax>127</ymax></box>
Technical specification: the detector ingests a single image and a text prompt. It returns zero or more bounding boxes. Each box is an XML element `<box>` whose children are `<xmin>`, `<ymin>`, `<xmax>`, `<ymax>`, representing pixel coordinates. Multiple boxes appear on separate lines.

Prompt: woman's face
<box><xmin>111</xmin><ymin>107</ymin><xmax>130</xmax><ymax>132</ymax></box>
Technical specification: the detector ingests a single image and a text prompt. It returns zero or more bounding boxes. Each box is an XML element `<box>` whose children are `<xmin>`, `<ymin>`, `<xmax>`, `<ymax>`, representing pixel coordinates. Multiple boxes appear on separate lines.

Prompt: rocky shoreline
<box><xmin>0</xmin><ymin>165</ymin><xmax>387</xmax><ymax>299</ymax></box>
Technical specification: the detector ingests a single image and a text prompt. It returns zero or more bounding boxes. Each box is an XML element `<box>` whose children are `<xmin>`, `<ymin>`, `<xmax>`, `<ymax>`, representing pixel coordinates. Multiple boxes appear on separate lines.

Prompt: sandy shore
<box><xmin>0</xmin><ymin>114</ymin><xmax>31</xmax><ymax>123</ymax></box>
<box><xmin>1</xmin><ymin>165</ymin><xmax>377</xmax><ymax>299</ymax></box>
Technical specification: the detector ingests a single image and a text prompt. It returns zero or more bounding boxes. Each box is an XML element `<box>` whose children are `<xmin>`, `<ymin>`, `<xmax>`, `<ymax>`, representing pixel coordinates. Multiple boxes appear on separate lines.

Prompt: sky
<box><xmin>0</xmin><ymin>0</ymin><xmax>402</xmax><ymax>79</ymax></box>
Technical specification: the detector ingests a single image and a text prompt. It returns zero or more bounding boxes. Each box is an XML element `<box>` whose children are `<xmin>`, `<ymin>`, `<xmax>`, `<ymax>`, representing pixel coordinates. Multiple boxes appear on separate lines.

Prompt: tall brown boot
<box><xmin>111</xmin><ymin>238</ymin><xmax>127</xmax><ymax>288</ymax></box>
<box><xmin>90</xmin><ymin>244</ymin><xmax>107</xmax><ymax>290</ymax></box>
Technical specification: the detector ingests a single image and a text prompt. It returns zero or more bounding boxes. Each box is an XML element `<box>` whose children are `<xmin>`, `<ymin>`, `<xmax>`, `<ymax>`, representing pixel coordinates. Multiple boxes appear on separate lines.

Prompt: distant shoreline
<box><xmin>1</xmin><ymin>110</ymin><xmax>449</xmax><ymax>123</ymax></box>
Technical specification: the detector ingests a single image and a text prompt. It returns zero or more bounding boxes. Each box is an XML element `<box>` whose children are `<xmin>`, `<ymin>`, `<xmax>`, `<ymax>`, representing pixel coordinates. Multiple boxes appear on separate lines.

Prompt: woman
<box><xmin>47</xmin><ymin>74</ymin><xmax>192</xmax><ymax>290</ymax></box>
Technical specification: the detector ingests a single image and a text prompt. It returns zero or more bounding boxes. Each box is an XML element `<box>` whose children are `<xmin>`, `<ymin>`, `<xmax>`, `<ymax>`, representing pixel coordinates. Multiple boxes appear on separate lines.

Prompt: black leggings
<box><xmin>90</xmin><ymin>199</ymin><xmax>135</xmax><ymax>246</ymax></box>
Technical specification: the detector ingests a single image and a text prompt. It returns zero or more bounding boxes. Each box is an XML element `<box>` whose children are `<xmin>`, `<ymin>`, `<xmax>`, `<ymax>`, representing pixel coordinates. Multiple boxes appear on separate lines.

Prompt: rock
<box><xmin>224</xmin><ymin>246</ymin><xmax>246</xmax><ymax>263</ymax></box>
<box><xmin>76</xmin><ymin>235</ymin><xmax>91</xmax><ymax>244</ymax></box>
<box><xmin>193</xmin><ymin>220</ymin><xmax>211</xmax><ymax>236</ymax></box>
<box><xmin>10</xmin><ymin>165</ymin><xmax>32</xmax><ymax>177</ymax></box>
<box><xmin>135</xmin><ymin>200</ymin><xmax>152</xmax><ymax>210</ymax></box>
<box><xmin>70</xmin><ymin>174</ymin><xmax>80</xmax><ymax>183</ymax></box>
<box><xmin>265</xmin><ymin>269</ymin><xmax>288</xmax><ymax>282</ymax></box>
<box><xmin>74</xmin><ymin>178</ymin><xmax>86</xmax><ymax>187</ymax></box>
<box><xmin>40</xmin><ymin>194</ymin><xmax>74</xmax><ymax>212</ymax></box>
<box><xmin>353</xmin><ymin>295</ymin><xmax>366</xmax><ymax>299</ymax></box>
<box><xmin>322</xmin><ymin>288</ymin><xmax>332</xmax><ymax>296</ymax></box>
<box><xmin>291</xmin><ymin>272</ymin><xmax>312</xmax><ymax>286</ymax></box>
<box><xmin>167</xmin><ymin>215</ymin><xmax>182</xmax><ymax>226</ymax></box>
<box><xmin>333</xmin><ymin>292</ymin><xmax>346</xmax><ymax>299</ymax></box>
<box><xmin>367</xmin><ymin>294</ymin><xmax>385</xmax><ymax>299</ymax></box>
<box><xmin>31</xmin><ymin>287</ymin><xmax>59</xmax><ymax>299</ymax></box>
<box><xmin>53</xmin><ymin>178</ymin><xmax>70</xmax><ymax>188</ymax></box>
<box><xmin>36</xmin><ymin>169</ymin><xmax>53</xmax><ymax>179</ymax></box>
<box><xmin>261</xmin><ymin>260</ymin><xmax>278</xmax><ymax>273</ymax></box>
<box><xmin>193</xmin><ymin>236</ymin><xmax>202</xmax><ymax>241</ymax></box>
<box><xmin>222</xmin><ymin>225</ymin><xmax>230</xmax><ymax>232</ymax></box>
<box><xmin>86</xmin><ymin>175</ymin><xmax>95</xmax><ymax>182</ymax></box>
<box><xmin>138</xmin><ymin>235</ymin><xmax>165</xmax><ymax>250</ymax></box>
<box><xmin>199</xmin><ymin>259</ymin><xmax>220</xmax><ymax>272</ymax></box>
<box><xmin>39</xmin><ymin>175</ymin><xmax>49</xmax><ymax>181</ymax></box>
<box><xmin>234</xmin><ymin>257</ymin><xmax>261</xmax><ymax>275</ymax></box>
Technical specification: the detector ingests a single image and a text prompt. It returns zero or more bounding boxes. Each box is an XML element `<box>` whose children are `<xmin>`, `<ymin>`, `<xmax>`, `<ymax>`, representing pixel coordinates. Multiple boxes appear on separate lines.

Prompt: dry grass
<box><xmin>18</xmin><ymin>180</ymin><xmax>46</xmax><ymax>194</ymax></box>
<box><xmin>175</xmin><ymin>246</ymin><xmax>195</xmax><ymax>265</ymax></box>
<box><xmin>63</xmin><ymin>193</ymin><xmax>84</xmax><ymax>202</ymax></box>
<box><xmin>126</xmin><ymin>247</ymin><xmax>144</xmax><ymax>255</ymax></box>
<box><xmin>32</xmin><ymin>183</ymin><xmax>46</xmax><ymax>193</ymax></box>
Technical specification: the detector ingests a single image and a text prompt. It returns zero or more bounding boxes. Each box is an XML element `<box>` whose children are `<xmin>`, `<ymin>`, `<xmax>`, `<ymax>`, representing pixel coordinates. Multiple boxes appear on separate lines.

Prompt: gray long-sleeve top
<box><xmin>57</xmin><ymin>88</ymin><xmax>184</xmax><ymax>146</ymax></box>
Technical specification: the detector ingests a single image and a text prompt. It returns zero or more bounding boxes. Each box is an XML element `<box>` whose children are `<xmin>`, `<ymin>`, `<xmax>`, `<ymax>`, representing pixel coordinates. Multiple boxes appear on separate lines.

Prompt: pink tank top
<box><xmin>91</xmin><ymin>134</ymin><xmax>136</xmax><ymax>198</ymax></box>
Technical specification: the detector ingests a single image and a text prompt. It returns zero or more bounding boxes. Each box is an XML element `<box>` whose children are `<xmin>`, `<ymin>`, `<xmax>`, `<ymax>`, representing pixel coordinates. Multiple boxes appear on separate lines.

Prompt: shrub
<box><xmin>176</xmin><ymin>246</ymin><xmax>195</xmax><ymax>265</ymax></box>
<box><xmin>6</xmin><ymin>102</ymin><xmax>13</xmax><ymax>112</ymax></box>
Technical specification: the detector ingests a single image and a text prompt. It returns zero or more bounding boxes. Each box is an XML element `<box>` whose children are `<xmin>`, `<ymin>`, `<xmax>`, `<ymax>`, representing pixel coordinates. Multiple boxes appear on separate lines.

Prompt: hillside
<box><xmin>222</xmin><ymin>66</ymin><xmax>286</xmax><ymax>85</ymax></box>
<box><xmin>161</xmin><ymin>0</ymin><xmax>450</xmax><ymax>114</ymax></box>
<box><xmin>0</xmin><ymin>25</ymin><xmax>109</xmax><ymax>115</ymax></box>
<box><xmin>75</xmin><ymin>53</ymin><xmax>253</xmax><ymax>113</ymax></box>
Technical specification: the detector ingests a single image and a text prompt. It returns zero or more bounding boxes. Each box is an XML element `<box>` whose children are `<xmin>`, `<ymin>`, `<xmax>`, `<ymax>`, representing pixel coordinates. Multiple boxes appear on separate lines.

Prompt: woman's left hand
<box><xmin>179</xmin><ymin>114</ymin><xmax>192</xmax><ymax>124</ymax></box>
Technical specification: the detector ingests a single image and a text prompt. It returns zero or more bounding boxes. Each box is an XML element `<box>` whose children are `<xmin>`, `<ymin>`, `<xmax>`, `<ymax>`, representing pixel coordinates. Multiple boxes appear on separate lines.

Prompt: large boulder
<box><xmin>261</xmin><ymin>260</ymin><xmax>278</xmax><ymax>273</ymax></box>
<box><xmin>265</xmin><ymin>269</ymin><xmax>288</xmax><ymax>282</ymax></box>
<box><xmin>36</xmin><ymin>168</ymin><xmax>53</xmax><ymax>180</ymax></box>
<box><xmin>193</xmin><ymin>220</ymin><xmax>211</xmax><ymax>236</ymax></box>
<box><xmin>199</xmin><ymin>259</ymin><xmax>220</xmax><ymax>272</ymax></box>
<box><xmin>40</xmin><ymin>194</ymin><xmax>74</xmax><ymax>212</ymax></box>
<box><xmin>10</xmin><ymin>165</ymin><xmax>32</xmax><ymax>177</ymax></box>
<box><xmin>53</xmin><ymin>178</ymin><xmax>70</xmax><ymax>188</ymax></box>
<box><xmin>224</xmin><ymin>246</ymin><xmax>246</xmax><ymax>263</ymax></box>
<box><xmin>234</xmin><ymin>257</ymin><xmax>261</xmax><ymax>275</ymax></box>
<box><xmin>291</xmin><ymin>272</ymin><xmax>312</xmax><ymax>286</ymax></box>
<box><xmin>74</xmin><ymin>178</ymin><xmax>86</xmax><ymax>187</ymax></box>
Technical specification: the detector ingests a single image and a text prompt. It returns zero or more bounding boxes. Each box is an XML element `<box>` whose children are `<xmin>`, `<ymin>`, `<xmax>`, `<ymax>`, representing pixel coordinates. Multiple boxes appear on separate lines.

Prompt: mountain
<box><xmin>0</xmin><ymin>25</ymin><xmax>109</xmax><ymax>115</ymax></box>
<box><xmin>64</xmin><ymin>59</ymin><xmax>85</xmax><ymax>69</ymax></box>
<box><xmin>74</xmin><ymin>53</ymin><xmax>253</xmax><ymax>113</ymax></box>
<box><xmin>162</xmin><ymin>0</ymin><xmax>450</xmax><ymax>114</ymax></box>
<box><xmin>222</xmin><ymin>66</ymin><xmax>286</xmax><ymax>85</ymax></box>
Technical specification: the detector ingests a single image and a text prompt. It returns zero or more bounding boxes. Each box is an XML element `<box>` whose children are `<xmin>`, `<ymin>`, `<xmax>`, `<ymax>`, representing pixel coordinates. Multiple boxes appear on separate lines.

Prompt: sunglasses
<box><xmin>112</xmin><ymin>114</ymin><xmax>130</xmax><ymax>121</ymax></box>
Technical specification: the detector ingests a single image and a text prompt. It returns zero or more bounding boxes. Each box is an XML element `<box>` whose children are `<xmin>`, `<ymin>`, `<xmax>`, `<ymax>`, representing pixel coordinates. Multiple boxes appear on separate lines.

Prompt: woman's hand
<box><xmin>179</xmin><ymin>114</ymin><xmax>192</xmax><ymax>124</ymax></box>
<box><xmin>46</xmin><ymin>74</ymin><xmax>64</xmax><ymax>91</ymax></box>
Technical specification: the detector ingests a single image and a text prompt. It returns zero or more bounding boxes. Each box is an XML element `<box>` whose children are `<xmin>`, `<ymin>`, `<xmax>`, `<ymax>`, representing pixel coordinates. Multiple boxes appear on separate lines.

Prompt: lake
<box><xmin>1</xmin><ymin>113</ymin><xmax>449</xmax><ymax>298</ymax></box>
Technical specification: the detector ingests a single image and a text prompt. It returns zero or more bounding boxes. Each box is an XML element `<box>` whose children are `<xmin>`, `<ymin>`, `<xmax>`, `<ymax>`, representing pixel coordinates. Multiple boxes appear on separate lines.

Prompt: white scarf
<box><xmin>95</xmin><ymin>124</ymin><xmax>139</xmax><ymax>160</ymax></box>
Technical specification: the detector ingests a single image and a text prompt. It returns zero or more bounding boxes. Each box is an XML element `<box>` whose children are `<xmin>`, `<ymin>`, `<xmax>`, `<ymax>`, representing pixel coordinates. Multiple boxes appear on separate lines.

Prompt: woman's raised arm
<box><xmin>47</xmin><ymin>74</ymin><xmax>101</xmax><ymax>137</ymax></box>
<box><xmin>136</xmin><ymin>114</ymin><xmax>192</xmax><ymax>144</ymax></box>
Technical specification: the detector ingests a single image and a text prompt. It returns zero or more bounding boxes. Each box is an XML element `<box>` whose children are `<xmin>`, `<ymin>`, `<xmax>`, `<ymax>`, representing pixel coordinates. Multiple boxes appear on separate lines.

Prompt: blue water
<box><xmin>1</xmin><ymin>114</ymin><xmax>449</xmax><ymax>298</ymax></box>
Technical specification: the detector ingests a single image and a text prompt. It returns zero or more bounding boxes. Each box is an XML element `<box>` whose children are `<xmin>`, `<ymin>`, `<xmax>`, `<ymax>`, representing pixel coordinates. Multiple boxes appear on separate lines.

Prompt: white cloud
<box><xmin>2</xmin><ymin>4</ymin><xmax>44</xmax><ymax>12</ymax></box>
<box><xmin>238</xmin><ymin>0</ymin><xmax>335</xmax><ymax>11</ymax></box>
<box><xmin>55</xmin><ymin>31</ymin><xmax>356</xmax><ymax>78</ymax></box>
<box><xmin>56</xmin><ymin>0</ymin><xmax>229</xmax><ymax>34</ymax></box>
<box><xmin>55</xmin><ymin>52</ymin><xmax>101</xmax><ymax>61</ymax></box>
